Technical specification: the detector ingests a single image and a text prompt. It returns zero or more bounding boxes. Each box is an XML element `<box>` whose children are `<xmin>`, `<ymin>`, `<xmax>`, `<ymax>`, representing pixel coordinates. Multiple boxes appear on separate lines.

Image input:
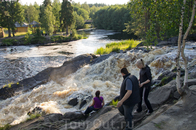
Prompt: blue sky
<box><xmin>19</xmin><ymin>0</ymin><xmax>129</xmax><ymax>5</ymax></box>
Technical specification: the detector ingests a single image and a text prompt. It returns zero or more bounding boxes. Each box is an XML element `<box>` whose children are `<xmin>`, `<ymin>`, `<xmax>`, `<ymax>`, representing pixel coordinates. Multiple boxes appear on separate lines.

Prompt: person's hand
<box><xmin>139</xmin><ymin>83</ymin><xmax>144</xmax><ymax>88</ymax></box>
<box><xmin>117</xmin><ymin>101</ymin><xmax>123</xmax><ymax>108</ymax></box>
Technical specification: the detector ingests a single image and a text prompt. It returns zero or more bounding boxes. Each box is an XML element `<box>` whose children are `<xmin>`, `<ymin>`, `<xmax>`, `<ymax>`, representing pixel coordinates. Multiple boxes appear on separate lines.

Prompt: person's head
<box><xmin>95</xmin><ymin>90</ymin><xmax>100</xmax><ymax>97</ymax></box>
<box><xmin>136</xmin><ymin>59</ymin><xmax>145</xmax><ymax>69</ymax></box>
<box><xmin>121</xmin><ymin>68</ymin><xmax>129</xmax><ymax>76</ymax></box>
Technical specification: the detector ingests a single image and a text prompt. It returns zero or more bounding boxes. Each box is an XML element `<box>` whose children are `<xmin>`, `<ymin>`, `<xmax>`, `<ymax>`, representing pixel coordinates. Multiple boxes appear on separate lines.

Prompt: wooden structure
<box><xmin>29</xmin><ymin>21</ymin><xmax>40</xmax><ymax>33</ymax></box>
<box><xmin>15</xmin><ymin>22</ymin><xmax>29</xmax><ymax>32</ymax></box>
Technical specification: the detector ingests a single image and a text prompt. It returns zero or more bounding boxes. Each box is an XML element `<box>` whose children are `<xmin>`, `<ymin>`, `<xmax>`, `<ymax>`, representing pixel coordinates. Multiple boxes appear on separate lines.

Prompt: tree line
<box><xmin>0</xmin><ymin>0</ymin><xmax>106</xmax><ymax>37</ymax></box>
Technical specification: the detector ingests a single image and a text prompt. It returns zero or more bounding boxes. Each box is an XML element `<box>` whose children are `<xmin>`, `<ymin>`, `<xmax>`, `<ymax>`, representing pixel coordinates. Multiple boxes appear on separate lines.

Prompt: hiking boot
<box><xmin>146</xmin><ymin>110</ymin><xmax>153</xmax><ymax>115</ymax></box>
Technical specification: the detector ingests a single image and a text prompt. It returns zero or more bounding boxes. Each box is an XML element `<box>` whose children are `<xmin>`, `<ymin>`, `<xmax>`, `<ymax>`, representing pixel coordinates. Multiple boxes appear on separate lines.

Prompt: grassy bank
<box><xmin>95</xmin><ymin>39</ymin><xmax>140</xmax><ymax>55</ymax></box>
<box><xmin>1</xmin><ymin>29</ymin><xmax>88</xmax><ymax>46</ymax></box>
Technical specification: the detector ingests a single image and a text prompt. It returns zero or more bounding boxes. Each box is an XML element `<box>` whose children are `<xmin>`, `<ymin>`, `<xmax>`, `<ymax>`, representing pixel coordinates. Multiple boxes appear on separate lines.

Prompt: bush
<box><xmin>110</xmin><ymin>100</ymin><xmax>119</xmax><ymax>107</ymax></box>
<box><xmin>2</xmin><ymin>39</ymin><xmax>18</xmax><ymax>46</ymax></box>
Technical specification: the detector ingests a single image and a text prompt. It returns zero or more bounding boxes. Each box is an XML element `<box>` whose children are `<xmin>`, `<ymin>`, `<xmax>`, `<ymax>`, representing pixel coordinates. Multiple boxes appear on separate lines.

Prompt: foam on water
<box><xmin>0</xmin><ymin>46</ymin><xmax>196</xmax><ymax>126</ymax></box>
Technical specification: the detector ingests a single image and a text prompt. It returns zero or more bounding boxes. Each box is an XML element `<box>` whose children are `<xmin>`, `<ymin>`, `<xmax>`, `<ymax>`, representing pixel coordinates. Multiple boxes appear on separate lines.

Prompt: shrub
<box><xmin>110</xmin><ymin>100</ymin><xmax>119</xmax><ymax>107</ymax></box>
<box><xmin>2</xmin><ymin>39</ymin><xmax>18</xmax><ymax>46</ymax></box>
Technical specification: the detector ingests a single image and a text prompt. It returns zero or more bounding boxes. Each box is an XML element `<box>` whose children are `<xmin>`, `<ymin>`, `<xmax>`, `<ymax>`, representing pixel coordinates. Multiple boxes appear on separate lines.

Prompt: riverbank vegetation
<box><xmin>95</xmin><ymin>39</ymin><xmax>140</xmax><ymax>55</ymax></box>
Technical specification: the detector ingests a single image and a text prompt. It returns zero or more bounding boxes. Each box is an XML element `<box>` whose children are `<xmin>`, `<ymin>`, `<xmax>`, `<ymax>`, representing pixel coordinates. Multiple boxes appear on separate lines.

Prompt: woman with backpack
<box><xmin>84</xmin><ymin>90</ymin><xmax>105</xmax><ymax>115</ymax></box>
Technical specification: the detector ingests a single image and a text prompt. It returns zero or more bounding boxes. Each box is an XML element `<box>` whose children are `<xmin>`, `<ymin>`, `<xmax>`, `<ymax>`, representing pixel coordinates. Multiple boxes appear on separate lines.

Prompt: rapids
<box><xmin>0</xmin><ymin>43</ymin><xmax>196</xmax><ymax>126</ymax></box>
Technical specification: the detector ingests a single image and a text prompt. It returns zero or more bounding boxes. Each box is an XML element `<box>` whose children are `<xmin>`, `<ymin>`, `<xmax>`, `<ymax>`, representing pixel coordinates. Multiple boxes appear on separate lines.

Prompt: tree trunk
<box><xmin>66</xmin><ymin>25</ymin><xmax>68</xmax><ymax>36</ymax></box>
<box><xmin>8</xmin><ymin>26</ymin><xmax>11</xmax><ymax>37</ymax></box>
<box><xmin>176</xmin><ymin>0</ymin><xmax>186</xmax><ymax>95</ymax></box>
<box><xmin>181</xmin><ymin>0</ymin><xmax>196</xmax><ymax>91</ymax></box>
<box><xmin>12</xmin><ymin>29</ymin><xmax>15</xmax><ymax>37</ymax></box>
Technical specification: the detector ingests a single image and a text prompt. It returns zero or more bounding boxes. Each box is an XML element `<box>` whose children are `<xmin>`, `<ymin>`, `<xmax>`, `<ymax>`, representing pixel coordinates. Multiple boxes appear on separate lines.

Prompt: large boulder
<box><xmin>157</xmin><ymin>70</ymin><xmax>177</xmax><ymax>86</ymax></box>
<box><xmin>67</xmin><ymin>92</ymin><xmax>93</xmax><ymax>109</ymax></box>
<box><xmin>0</xmin><ymin>54</ymin><xmax>95</xmax><ymax>100</ymax></box>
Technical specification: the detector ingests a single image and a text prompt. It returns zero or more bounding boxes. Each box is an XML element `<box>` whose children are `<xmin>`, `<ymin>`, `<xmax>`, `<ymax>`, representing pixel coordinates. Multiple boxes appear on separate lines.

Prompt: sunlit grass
<box><xmin>95</xmin><ymin>39</ymin><xmax>141</xmax><ymax>55</ymax></box>
<box><xmin>4</xmin><ymin>31</ymin><xmax>32</xmax><ymax>38</ymax></box>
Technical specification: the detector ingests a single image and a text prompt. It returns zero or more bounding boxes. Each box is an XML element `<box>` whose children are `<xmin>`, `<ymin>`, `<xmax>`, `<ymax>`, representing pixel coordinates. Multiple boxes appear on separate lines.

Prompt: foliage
<box><xmin>23</xmin><ymin>4</ymin><xmax>39</xmax><ymax>23</ymax></box>
<box><xmin>126</xmin><ymin>0</ymin><xmax>196</xmax><ymax>46</ymax></box>
<box><xmin>110</xmin><ymin>100</ymin><xmax>119</xmax><ymax>107</ymax></box>
<box><xmin>0</xmin><ymin>0</ymin><xmax>24</xmax><ymax>37</ymax></box>
<box><xmin>40</xmin><ymin>5</ymin><xmax>55</xmax><ymax>36</ymax></box>
<box><xmin>160</xmin><ymin>76</ymin><xmax>169</xmax><ymax>86</ymax></box>
<box><xmin>27</xmin><ymin>113</ymin><xmax>41</xmax><ymax>121</ymax></box>
<box><xmin>95</xmin><ymin>39</ymin><xmax>140</xmax><ymax>55</ymax></box>
<box><xmin>52</xmin><ymin>0</ymin><xmax>61</xmax><ymax>28</ymax></box>
<box><xmin>93</xmin><ymin>5</ymin><xmax>131</xmax><ymax>32</ymax></box>
<box><xmin>60</xmin><ymin>0</ymin><xmax>74</xmax><ymax>34</ymax></box>
<box><xmin>0</xmin><ymin>124</ymin><xmax>12</xmax><ymax>130</ymax></box>
<box><xmin>2</xmin><ymin>39</ymin><xmax>17</xmax><ymax>46</ymax></box>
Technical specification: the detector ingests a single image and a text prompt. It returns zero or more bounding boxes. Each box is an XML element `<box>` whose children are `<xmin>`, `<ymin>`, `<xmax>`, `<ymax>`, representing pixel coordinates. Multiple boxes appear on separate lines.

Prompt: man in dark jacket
<box><xmin>117</xmin><ymin>68</ymin><xmax>140</xmax><ymax>130</ymax></box>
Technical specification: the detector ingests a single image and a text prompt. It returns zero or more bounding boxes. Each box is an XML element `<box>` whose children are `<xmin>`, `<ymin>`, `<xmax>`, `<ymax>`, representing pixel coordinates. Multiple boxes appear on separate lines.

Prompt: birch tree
<box><xmin>176</xmin><ymin>0</ymin><xmax>196</xmax><ymax>95</ymax></box>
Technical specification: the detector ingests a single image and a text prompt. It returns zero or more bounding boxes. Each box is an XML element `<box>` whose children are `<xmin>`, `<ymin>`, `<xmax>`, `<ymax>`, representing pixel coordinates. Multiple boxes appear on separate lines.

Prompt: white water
<box><xmin>0</xmin><ymin>43</ymin><xmax>196</xmax><ymax>126</ymax></box>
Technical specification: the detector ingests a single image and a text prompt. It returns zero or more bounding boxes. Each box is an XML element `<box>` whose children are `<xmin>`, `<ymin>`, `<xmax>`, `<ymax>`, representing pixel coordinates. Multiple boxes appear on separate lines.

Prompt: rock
<box><xmin>188</xmin><ymin>72</ymin><xmax>196</xmax><ymax>79</ymax></box>
<box><xmin>105</xmin><ymin>95</ymin><xmax>120</xmax><ymax>106</ymax></box>
<box><xmin>189</xmin><ymin>85</ymin><xmax>196</xmax><ymax>90</ymax></box>
<box><xmin>27</xmin><ymin>107</ymin><xmax>44</xmax><ymax>116</ymax></box>
<box><xmin>157</xmin><ymin>70</ymin><xmax>176</xmax><ymax>86</ymax></box>
<box><xmin>187</xmin><ymin>33</ymin><xmax>196</xmax><ymax>41</ymax></box>
<box><xmin>67</xmin><ymin>92</ymin><xmax>93</xmax><ymax>108</ymax></box>
<box><xmin>187</xmin><ymin>79</ymin><xmax>196</xmax><ymax>86</ymax></box>
<box><xmin>68</xmin><ymin>98</ymin><xmax>78</xmax><ymax>106</ymax></box>
<box><xmin>0</xmin><ymin>54</ymin><xmax>95</xmax><ymax>100</ymax></box>
<box><xmin>90</xmin><ymin>54</ymin><xmax>113</xmax><ymax>65</ymax></box>
<box><xmin>63</xmin><ymin>111</ymin><xmax>85</xmax><ymax>121</ymax></box>
<box><xmin>136</xmin><ymin>93</ymin><xmax>196</xmax><ymax>130</ymax></box>
<box><xmin>86</xmin><ymin>106</ymin><xmax>113</xmax><ymax>121</ymax></box>
<box><xmin>173</xmin><ymin>91</ymin><xmax>181</xmax><ymax>99</ymax></box>
<box><xmin>44</xmin><ymin>113</ymin><xmax>63</xmax><ymax>122</ymax></box>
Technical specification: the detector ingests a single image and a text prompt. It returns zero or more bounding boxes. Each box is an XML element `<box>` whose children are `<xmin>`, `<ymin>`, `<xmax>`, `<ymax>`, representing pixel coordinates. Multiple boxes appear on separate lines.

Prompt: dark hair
<box><xmin>95</xmin><ymin>90</ymin><xmax>100</xmax><ymax>97</ymax></box>
<box><xmin>121</xmin><ymin>68</ymin><xmax>129</xmax><ymax>75</ymax></box>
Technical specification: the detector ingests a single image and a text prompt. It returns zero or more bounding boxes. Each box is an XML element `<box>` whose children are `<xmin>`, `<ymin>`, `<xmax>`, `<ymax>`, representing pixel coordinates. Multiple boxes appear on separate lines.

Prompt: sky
<box><xmin>19</xmin><ymin>0</ymin><xmax>130</xmax><ymax>5</ymax></box>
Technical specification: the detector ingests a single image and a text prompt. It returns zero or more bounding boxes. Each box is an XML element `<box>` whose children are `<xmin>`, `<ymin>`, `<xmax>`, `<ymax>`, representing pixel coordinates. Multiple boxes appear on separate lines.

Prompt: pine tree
<box><xmin>60</xmin><ymin>0</ymin><xmax>74</xmax><ymax>35</ymax></box>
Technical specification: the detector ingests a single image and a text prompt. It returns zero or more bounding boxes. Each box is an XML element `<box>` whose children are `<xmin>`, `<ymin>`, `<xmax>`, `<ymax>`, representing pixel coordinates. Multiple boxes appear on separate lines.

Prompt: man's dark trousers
<box><xmin>118</xmin><ymin>103</ymin><xmax>136</xmax><ymax>130</ymax></box>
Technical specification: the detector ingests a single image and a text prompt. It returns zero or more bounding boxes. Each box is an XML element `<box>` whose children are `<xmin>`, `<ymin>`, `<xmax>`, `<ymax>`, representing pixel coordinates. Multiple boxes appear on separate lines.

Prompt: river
<box><xmin>0</xmin><ymin>29</ymin><xmax>129</xmax><ymax>88</ymax></box>
<box><xmin>0</xmin><ymin>30</ymin><xmax>196</xmax><ymax>126</ymax></box>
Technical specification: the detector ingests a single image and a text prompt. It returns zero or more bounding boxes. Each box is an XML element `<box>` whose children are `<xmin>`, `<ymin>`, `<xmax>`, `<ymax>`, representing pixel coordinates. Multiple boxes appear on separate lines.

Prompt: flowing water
<box><xmin>0</xmin><ymin>31</ymin><xmax>196</xmax><ymax>126</ymax></box>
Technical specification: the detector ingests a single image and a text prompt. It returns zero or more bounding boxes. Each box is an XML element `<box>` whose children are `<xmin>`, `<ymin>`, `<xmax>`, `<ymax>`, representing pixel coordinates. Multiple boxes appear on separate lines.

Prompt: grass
<box><xmin>160</xmin><ymin>76</ymin><xmax>169</xmax><ymax>86</ymax></box>
<box><xmin>4</xmin><ymin>31</ymin><xmax>32</xmax><ymax>38</ymax></box>
<box><xmin>27</xmin><ymin>114</ymin><xmax>41</xmax><ymax>121</ymax></box>
<box><xmin>154</xmin><ymin>121</ymin><xmax>165</xmax><ymax>129</ymax></box>
<box><xmin>95</xmin><ymin>39</ymin><xmax>140</xmax><ymax>55</ymax></box>
<box><xmin>0</xmin><ymin>124</ymin><xmax>12</xmax><ymax>130</ymax></box>
<box><xmin>3</xmin><ymin>82</ymin><xmax>14</xmax><ymax>88</ymax></box>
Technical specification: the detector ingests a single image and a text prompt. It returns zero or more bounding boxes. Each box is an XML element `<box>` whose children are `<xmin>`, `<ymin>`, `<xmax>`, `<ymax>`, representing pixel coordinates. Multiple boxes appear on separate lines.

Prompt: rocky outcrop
<box><xmin>0</xmin><ymin>54</ymin><xmax>95</xmax><ymax>100</ymax></box>
<box><xmin>67</xmin><ymin>92</ymin><xmax>93</xmax><ymax>109</ymax></box>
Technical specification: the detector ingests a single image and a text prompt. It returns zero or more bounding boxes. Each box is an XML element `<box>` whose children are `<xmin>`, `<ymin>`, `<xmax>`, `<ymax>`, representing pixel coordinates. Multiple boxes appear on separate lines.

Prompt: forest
<box><xmin>0</xmin><ymin>0</ymin><xmax>196</xmax><ymax>45</ymax></box>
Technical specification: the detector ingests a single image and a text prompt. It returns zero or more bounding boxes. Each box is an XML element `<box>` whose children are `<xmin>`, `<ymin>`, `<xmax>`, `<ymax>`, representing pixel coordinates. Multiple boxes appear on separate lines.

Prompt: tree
<box><xmin>176</xmin><ymin>0</ymin><xmax>196</xmax><ymax>95</ymax></box>
<box><xmin>43</xmin><ymin>0</ymin><xmax>52</xmax><ymax>7</ymax></box>
<box><xmin>52</xmin><ymin>0</ymin><xmax>61</xmax><ymax>28</ymax></box>
<box><xmin>25</xmin><ymin>4</ymin><xmax>39</xmax><ymax>23</ymax></box>
<box><xmin>0</xmin><ymin>0</ymin><xmax>24</xmax><ymax>37</ymax></box>
<box><xmin>40</xmin><ymin>5</ymin><xmax>55</xmax><ymax>35</ymax></box>
<box><xmin>60</xmin><ymin>0</ymin><xmax>74</xmax><ymax>35</ymax></box>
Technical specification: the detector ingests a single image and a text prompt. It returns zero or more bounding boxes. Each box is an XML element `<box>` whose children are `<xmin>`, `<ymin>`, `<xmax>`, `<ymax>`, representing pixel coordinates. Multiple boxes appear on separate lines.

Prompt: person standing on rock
<box><xmin>117</xmin><ymin>68</ymin><xmax>140</xmax><ymax>130</ymax></box>
<box><xmin>135</xmin><ymin>59</ymin><xmax>153</xmax><ymax>115</ymax></box>
<box><xmin>84</xmin><ymin>90</ymin><xmax>105</xmax><ymax>115</ymax></box>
